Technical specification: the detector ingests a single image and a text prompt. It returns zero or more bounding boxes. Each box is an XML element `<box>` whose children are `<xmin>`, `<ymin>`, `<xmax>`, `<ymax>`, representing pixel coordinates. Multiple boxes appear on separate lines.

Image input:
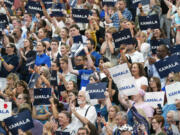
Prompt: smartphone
<box><xmin>157</xmin><ymin>104</ymin><xmax>162</xmax><ymax>110</ymax></box>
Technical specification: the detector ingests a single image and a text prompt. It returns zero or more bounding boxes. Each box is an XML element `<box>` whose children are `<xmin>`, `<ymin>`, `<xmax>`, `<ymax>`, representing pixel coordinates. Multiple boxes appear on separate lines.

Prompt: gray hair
<box><xmin>116</xmin><ymin>111</ymin><xmax>128</xmax><ymax>121</ymax></box>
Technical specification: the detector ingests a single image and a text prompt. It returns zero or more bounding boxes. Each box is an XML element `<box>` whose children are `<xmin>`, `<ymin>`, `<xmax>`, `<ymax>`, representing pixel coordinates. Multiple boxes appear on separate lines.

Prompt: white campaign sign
<box><xmin>0</xmin><ymin>101</ymin><xmax>12</xmax><ymax>121</ymax></box>
<box><xmin>117</xmin><ymin>77</ymin><xmax>138</xmax><ymax>96</ymax></box>
<box><xmin>108</xmin><ymin>63</ymin><xmax>132</xmax><ymax>84</ymax></box>
<box><xmin>144</xmin><ymin>92</ymin><xmax>165</xmax><ymax>108</ymax></box>
<box><xmin>166</xmin><ymin>82</ymin><xmax>180</xmax><ymax>104</ymax></box>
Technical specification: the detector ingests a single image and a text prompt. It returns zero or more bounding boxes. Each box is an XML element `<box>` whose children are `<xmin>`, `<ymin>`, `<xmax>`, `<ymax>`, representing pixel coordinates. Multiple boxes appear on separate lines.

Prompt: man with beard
<box><xmin>86</xmin><ymin>39</ymin><xmax>101</xmax><ymax>67</ymax></box>
<box><xmin>71</xmin><ymin>90</ymin><xmax>97</xmax><ymax>133</ymax></box>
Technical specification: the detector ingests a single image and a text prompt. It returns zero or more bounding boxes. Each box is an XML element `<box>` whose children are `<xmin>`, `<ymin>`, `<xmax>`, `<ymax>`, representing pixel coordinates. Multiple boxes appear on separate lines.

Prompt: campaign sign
<box><xmin>141</xmin><ymin>0</ymin><xmax>150</xmax><ymax>5</ymax></box>
<box><xmin>102</xmin><ymin>0</ymin><xmax>115</xmax><ymax>6</ymax></box>
<box><xmin>0</xmin><ymin>14</ymin><xmax>9</xmax><ymax>29</ymax></box>
<box><xmin>0</xmin><ymin>101</ymin><xmax>12</xmax><ymax>121</ymax></box>
<box><xmin>4</xmin><ymin>0</ymin><xmax>14</xmax><ymax>8</ymax></box>
<box><xmin>166</xmin><ymin>82</ymin><xmax>180</xmax><ymax>104</ymax></box>
<box><xmin>112</xmin><ymin>29</ymin><xmax>133</xmax><ymax>48</ymax></box>
<box><xmin>43</xmin><ymin>0</ymin><xmax>53</xmax><ymax>9</ymax></box>
<box><xmin>26</xmin><ymin>1</ymin><xmax>43</xmax><ymax>16</ymax></box>
<box><xmin>116</xmin><ymin>77</ymin><xmax>139</xmax><ymax>96</ymax></box>
<box><xmin>144</xmin><ymin>92</ymin><xmax>164</xmax><ymax>108</ymax></box>
<box><xmin>86</xmin><ymin>82</ymin><xmax>107</xmax><ymax>99</ymax></box>
<box><xmin>34</xmin><ymin>88</ymin><xmax>51</xmax><ymax>105</ymax></box>
<box><xmin>50</xmin><ymin>70</ymin><xmax>58</xmax><ymax>86</ymax></box>
<box><xmin>72</xmin><ymin>9</ymin><xmax>90</xmax><ymax>23</ymax></box>
<box><xmin>4</xmin><ymin>110</ymin><xmax>34</xmax><ymax>135</ymax></box>
<box><xmin>50</xmin><ymin>3</ymin><xmax>64</xmax><ymax>17</ymax></box>
<box><xmin>28</xmin><ymin>73</ymin><xmax>40</xmax><ymax>89</ymax></box>
<box><xmin>150</xmin><ymin>39</ymin><xmax>171</xmax><ymax>54</ymax></box>
<box><xmin>108</xmin><ymin>63</ymin><xmax>132</xmax><ymax>85</ymax></box>
<box><xmin>154</xmin><ymin>55</ymin><xmax>180</xmax><ymax>78</ymax></box>
<box><xmin>73</xmin><ymin>35</ymin><xmax>83</xmax><ymax>44</ymax></box>
<box><xmin>56</xmin><ymin>131</ymin><xmax>70</xmax><ymax>135</ymax></box>
<box><xmin>170</xmin><ymin>45</ymin><xmax>180</xmax><ymax>56</ymax></box>
<box><xmin>139</xmin><ymin>14</ymin><xmax>160</xmax><ymax>30</ymax></box>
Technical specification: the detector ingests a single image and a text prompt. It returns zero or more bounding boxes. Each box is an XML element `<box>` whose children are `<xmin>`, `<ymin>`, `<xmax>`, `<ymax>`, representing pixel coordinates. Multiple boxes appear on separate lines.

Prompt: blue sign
<box><xmin>25</xmin><ymin>1</ymin><xmax>43</xmax><ymax>16</ymax></box>
<box><xmin>50</xmin><ymin>3</ymin><xmax>64</xmax><ymax>17</ymax></box>
<box><xmin>112</xmin><ymin>29</ymin><xmax>133</xmax><ymax>48</ymax></box>
<box><xmin>154</xmin><ymin>55</ymin><xmax>180</xmax><ymax>78</ymax></box>
<box><xmin>72</xmin><ymin>9</ymin><xmax>90</xmax><ymax>23</ymax></box>
<box><xmin>73</xmin><ymin>35</ymin><xmax>83</xmax><ymax>43</ymax></box>
<box><xmin>28</xmin><ymin>73</ymin><xmax>40</xmax><ymax>89</ymax></box>
<box><xmin>56</xmin><ymin>131</ymin><xmax>70</xmax><ymax>135</ymax></box>
<box><xmin>0</xmin><ymin>14</ymin><xmax>9</xmax><ymax>29</ymax></box>
<box><xmin>150</xmin><ymin>39</ymin><xmax>171</xmax><ymax>54</ymax></box>
<box><xmin>102</xmin><ymin>0</ymin><xmax>116</xmax><ymax>6</ymax></box>
<box><xmin>4</xmin><ymin>110</ymin><xmax>34</xmax><ymax>135</ymax></box>
<box><xmin>34</xmin><ymin>88</ymin><xmax>51</xmax><ymax>105</ymax></box>
<box><xmin>50</xmin><ymin>70</ymin><xmax>58</xmax><ymax>86</ymax></box>
<box><xmin>86</xmin><ymin>82</ymin><xmax>107</xmax><ymax>99</ymax></box>
<box><xmin>43</xmin><ymin>0</ymin><xmax>53</xmax><ymax>9</ymax></box>
<box><xmin>4</xmin><ymin>0</ymin><xmax>14</xmax><ymax>8</ymax></box>
<box><xmin>139</xmin><ymin>14</ymin><xmax>160</xmax><ymax>30</ymax></box>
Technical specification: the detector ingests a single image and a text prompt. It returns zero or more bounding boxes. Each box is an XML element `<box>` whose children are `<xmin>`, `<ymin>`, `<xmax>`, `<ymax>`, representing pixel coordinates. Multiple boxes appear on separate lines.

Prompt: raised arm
<box><xmin>68</xmin><ymin>57</ymin><xmax>79</xmax><ymax>75</ymax></box>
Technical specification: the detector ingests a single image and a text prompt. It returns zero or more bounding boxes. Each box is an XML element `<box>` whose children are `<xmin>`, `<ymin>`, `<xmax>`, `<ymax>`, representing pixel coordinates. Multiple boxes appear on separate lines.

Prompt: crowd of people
<box><xmin>0</xmin><ymin>0</ymin><xmax>180</xmax><ymax>134</ymax></box>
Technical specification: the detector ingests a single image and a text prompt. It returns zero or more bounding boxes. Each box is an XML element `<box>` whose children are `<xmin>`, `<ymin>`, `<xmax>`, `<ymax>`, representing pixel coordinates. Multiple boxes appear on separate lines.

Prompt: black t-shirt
<box><xmin>0</xmin><ymin>54</ymin><xmax>19</xmax><ymax>77</ymax></box>
<box><xmin>160</xmin><ymin>0</ymin><xmax>169</xmax><ymax>14</ymax></box>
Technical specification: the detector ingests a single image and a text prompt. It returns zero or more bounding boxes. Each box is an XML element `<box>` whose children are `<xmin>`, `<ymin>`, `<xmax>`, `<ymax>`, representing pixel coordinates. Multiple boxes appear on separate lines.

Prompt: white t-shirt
<box><xmin>126</xmin><ymin>51</ymin><xmax>144</xmax><ymax>63</ymax></box>
<box><xmin>71</xmin><ymin>104</ymin><xmax>97</xmax><ymax>132</ymax></box>
<box><xmin>135</xmin><ymin>76</ymin><xmax>148</xmax><ymax>90</ymax></box>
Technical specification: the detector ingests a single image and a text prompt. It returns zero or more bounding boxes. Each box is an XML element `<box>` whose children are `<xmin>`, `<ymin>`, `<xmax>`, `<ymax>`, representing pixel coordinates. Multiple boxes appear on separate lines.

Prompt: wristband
<box><xmin>1</xmin><ymin>58</ymin><xmax>4</xmax><ymax>62</ymax></box>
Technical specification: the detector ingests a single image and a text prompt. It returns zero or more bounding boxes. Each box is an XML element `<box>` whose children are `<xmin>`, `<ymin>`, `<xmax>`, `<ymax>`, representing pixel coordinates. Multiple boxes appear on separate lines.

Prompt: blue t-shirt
<box><xmin>95</xmin><ymin>104</ymin><xmax>108</xmax><ymax>121</ymax></box>
<box><xmin>35</xmin><ymin>53</ymin><xmax>51</xmax><ymax>67</ymax></box>
<box><xmin>91</xmin><ymin>51</ymin><xmax>101</xmax><ymax>67</ymax></box>
<box><xmin>78</xmin><ymin>68</ymin><xmax>100</xmax><ymax>89</ymax></box>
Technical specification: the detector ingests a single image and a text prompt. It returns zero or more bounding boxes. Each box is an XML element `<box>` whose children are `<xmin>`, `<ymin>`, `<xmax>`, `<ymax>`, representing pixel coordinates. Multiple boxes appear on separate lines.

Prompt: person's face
<box><xmin>121</xmin><ymin>131</ymin><xmax>132</xmax><ymax>135</ymax></box>
<box><xmin>58</xmin><ymin>113</ymin><xmax>69</xmax><ymax>126</ymax></box>
<box><xmin>152</xmin><ymin>119</ymin><xmax>161</xmax><ymax>131</ymax></box>
<box><xmin>13</xmin><ymin>28</ymin><xmax>21</xmax><ymax>38</ymax></box>
<box><xmin>38</xmin><ymin>28</ymin><xmax>45</xmax><ymax>39</ymax></box>
<box><xmin>67</xmin><ymin>81</ymin><xmax>74</xmax><ymax>91</ymax></box>
<box><xmin>166</xmin><ymin>113</ymin><xmax>173</xmax><ymax>124</ymax></box>
<box><xmin>16</xmin><ymin>94</ymin><xmax>26</xmax><ymax>104</ymax></box>
<box><xmin>24</xmin><ymin>39</ymin><xmax>30</xmax><ymax>48</ymax></box>
<box><xmin>85</xmin><ymin>31</ymin><xmax>91</xmax><ymax>39</ymax></box>
<box><xmin>89</xmin><ymin>77</ymin><xmax>96</xmax><ymax>84</ymax></box>
<box><xmin>60</xmin><ymin>60</ymin><xmax>67</xmax><ymax>70</ymax></box>
<box><xmin>7</xmin><ymin>79</ymin><xmax>14</xmax><ymax>85</ymax></box>
<box><xmin>12</xmin><ymin>20</ymin><xmax>20</xmax><ymax>27</ymax></box>
<box><xmin>78</xmin><ymin>91</ymin><xmax>86</xmax><ymax>105</ymax></box>
<box><xmin>131</xmin><ymin>64</ymin><xmax>139</xmax><ymax>77</ymax></box>
<box><xmin>70</xmin><ymin>27</ymin><xmax>79</xmax><ymax>37</ymax></box>
<box><xmin>75</xmin><ymin>56</ymin><xmax>84</xmax><ymax>66</ymax></box>
<box><xmin>68</xmin><ymin>92</ymin><xmax>76</xmax><ymax>102</ymax></box>
<box><xmin>36</xmin><ymin>42</ymin><xmax>45</xmax><ymax>52</ymax></box>
<box><xmin>156</xmin><ymin>46</ymin><xmax>167</xmax><ymax>59</ymax></box>
<box><xmin>60</xmin><ymin>46</ymin><xmax>68</xmax><ymax>55</ymax></box>
<box><xmin>115</xmin><ymin>115</ymin><xmax>125</xmax><ymax>127</ymax></box>
<box><xmin>60</xmin><ymin>28</ymin><xmax>68</xmax><ymax>38</ymax></box>
<box><xmin>86</xmin><ymin>40</ymin><xmax>93</xmax><ymax>52</ymax></box>
<box><xmin>153</xmin><ymin>29</ymin><xmax>161</xmax><ymax>38</ymax></box>
<box><xmin>121</xmin><ymin>21</ymin><xmax>128</xmax><ymax>29</ymax></box>
<box><xmin>24</xmin><ymin>14</ymin><xmax>31</xmax><ymax>22</ymax></box>
<box><xmin>119</xmin><ymin>1</ymin><xmax>126</xmax><ymax>11</ymax></box>
<box><xmin>77</xmin><ymin>129</ymin><xmax>88</xmax><ymax>135</ymax></box>
<box><xmin>3</xmin><ymin>36</ymin><xmax>9</xmax><ymax>46</ymax></box>
<box><xmin>5</xmin><ymin>45</ymin><xmax>14</xmax><ymax>54</ymax></box>
<box><xmin>132</xmin><ymin>94</ymin><xmax>141</xmax><ymax>102</ymax></box>
<box><xmin>149</xmin><ymin>78</ymin><xmax>157</xmax><ymax>91</ymax></box>
<box><xmin>51</xmin><ymin>42</ymin><xmax>59</xmax><ymax>51</ymax></box>
<box><xmin>51</xmin><ymin>62</ymin><xmax>58</xmax><ymax>71</ymax></box>
<box><xmin>126</xmin><ymin>44</ymin><xmax>134</xmax><ymax>51</ymax></box>
<box><xmin>16</xmin><ymin>84</ymin><xmax>25</xmax><ymax>94</ymax></box>
<box><xmin>126</xmin><ymin>22</ymin><xmax>133</xmax><ymax>29</ymax></box>
<box><xmin>109</xmin><ymin>107</ymin><xmax>117</xmax><ymax>119</ymax></box>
